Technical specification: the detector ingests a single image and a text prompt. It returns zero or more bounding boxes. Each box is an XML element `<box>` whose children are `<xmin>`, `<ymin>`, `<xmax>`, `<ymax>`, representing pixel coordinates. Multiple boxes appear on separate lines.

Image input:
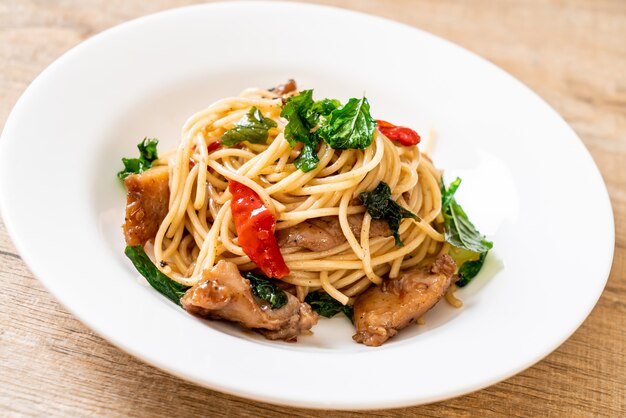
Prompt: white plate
<box><xmin>0</xmin><ymin>1</ymin><xmax>614</xmax><ymax>410</ymax></box>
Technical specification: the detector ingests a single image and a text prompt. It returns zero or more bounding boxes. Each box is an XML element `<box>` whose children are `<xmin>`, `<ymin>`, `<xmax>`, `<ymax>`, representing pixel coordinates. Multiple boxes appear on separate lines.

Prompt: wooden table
<box><xmin>1</xmin><ymin>1</ymin><xmax>624</xmax><ymax>416</ymax></box>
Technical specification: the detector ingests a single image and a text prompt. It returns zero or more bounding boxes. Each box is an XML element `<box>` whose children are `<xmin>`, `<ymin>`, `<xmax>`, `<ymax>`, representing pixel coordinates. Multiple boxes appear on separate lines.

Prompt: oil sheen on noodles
<box><xmin>151</xmin><ymin>87</ymin><xmax>449</xmax><ymax>305</ymax></box>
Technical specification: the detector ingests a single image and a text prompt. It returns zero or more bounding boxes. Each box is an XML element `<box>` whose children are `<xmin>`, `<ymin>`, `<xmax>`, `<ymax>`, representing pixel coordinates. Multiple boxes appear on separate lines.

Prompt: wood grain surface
<box><xmin>1</xmin><ymin>0</ymin><xmax>625</xmax><ymax>416</ymax></box>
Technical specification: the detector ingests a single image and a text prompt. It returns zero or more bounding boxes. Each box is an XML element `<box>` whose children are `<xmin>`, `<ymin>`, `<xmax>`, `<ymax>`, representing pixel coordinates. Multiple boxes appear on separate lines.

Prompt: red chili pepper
<box><xmin>229</xmin><ymin>181</ymin><xmax>290</xmax><ymax>278</ymax></box>
<box><xmin>376</xmin><ymin>120</ymin><xmax>421</xmax><ymax>146</ymax></box>
<box><xmin>207</xmin><ymin>141</ymin><xmax>220</xmax><ymax>153</ymax></box>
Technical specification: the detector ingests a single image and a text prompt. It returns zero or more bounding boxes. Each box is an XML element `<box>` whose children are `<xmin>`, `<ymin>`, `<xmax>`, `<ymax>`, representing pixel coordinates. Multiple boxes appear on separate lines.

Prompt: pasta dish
<box><xmin>118</xmin><ymin>80</ymin><xmax>492</xmax><ymax>346</ymax></box>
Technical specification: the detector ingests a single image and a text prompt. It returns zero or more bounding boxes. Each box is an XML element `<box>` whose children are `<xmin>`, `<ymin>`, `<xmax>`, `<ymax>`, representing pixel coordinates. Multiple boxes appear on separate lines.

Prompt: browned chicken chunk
<box><xmin>181</xmin><ymin>260</ymin><xmax>318</xmax><ymax>341</ymax></box>
<box><xmin>276</xmin><ymin>215</ymin><xmax>392</xmax><ymax>252</ymax></box>
<box><xmin>271</xmin><ymin>79</ymin><xmax>297</xmax><ymax>97</ymax></box>
<box><xmin>352</xmin><ymin>254</ymin><xmax>457</xmax><ymax>347</ymax></box>
<box><xmin>123</xmin><ymin>166</ymin><xmax>170</xmax><ymax>246</ymax></box>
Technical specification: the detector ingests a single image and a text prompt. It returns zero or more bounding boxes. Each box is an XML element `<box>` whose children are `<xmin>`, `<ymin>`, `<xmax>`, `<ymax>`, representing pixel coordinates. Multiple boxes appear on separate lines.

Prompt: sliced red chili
<box><xmin>207</xmin><ymin>141</ymin><xmax>220</xmax><ymax>153</ymax></box>
<box><xmin>376</xmin><ymin>120</ymin><xmax>421</xmax><ymax>146</ymax></box>
<box><xmin>229</xmin><ymin>181</ymin><xmax>289</xmax><ymax>278</ymax></box>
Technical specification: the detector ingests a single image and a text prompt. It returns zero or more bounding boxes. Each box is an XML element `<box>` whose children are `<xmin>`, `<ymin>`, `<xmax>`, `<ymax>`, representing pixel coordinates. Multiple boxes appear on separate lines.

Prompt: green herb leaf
<box><xmin>124</xmin><ymin>245</ymin><xmax>190</xmax><ymax>306</ymax></box>
<box><xmin>318</xmin><ymin>97</ymin><xmax>376</xmax><ymax>150</ymax></box>
<box><xmin>117</xmin><ymin>138</ymin><xmax>159</xmax><ymax>180</ymax></box>
<box><xmin>304</xmin><ymin>291</ymin><xmax>353</xmax><ymax>321</ymax></box>
<box><xmin>294</xmin><ymin>137</ymin><xmax>320</xmax><ymax>172</ymax></box>
<box><xmin>244</xmin><ymin>272</ymin><xmax>288</xmax><ymax>309</ymax></box>
<box><xmin>221</xmin><ymin>107</ymin><xmax>277</xmax><ymax>146</ymax></box>
<box><xmin>280</xmin><ymin>90</ymin><xmax>324</xmax><ymax>172</ymax></box>
<box><xmin>441</xmin><ymin>177</ymin><xmax>492</xmax><ymax>287</ymax></box>
<box><xmin>359</xmin><ymin>182</ymin><xmax>419</xmax><ymax>246</ymax></box>
<box><xmin>441</xmin><ymin>177</ymin><xmax>493</xmax><ymax>253</ymax></box>
<box><xmin>137</xmin><ymin>137</ymin><xmax>158</xmax><ymax>161</ymax></box>
<box><xmin>309</xmin><ymin>98</ymin><xmax>341</xmax><ymax>120</ymax></box>
<box><xmin>281</xmin><ymin>91</ymin><xmax>373</xmax><ymax>172</ymax></box>
<box><xmin>457</xmin><ymin>251</ymin><xmax>488</xmax><ymax>287</ymax></box>
<box><xmin>441</xmin><ymin>177</ymin><xmax>461</xmax><ymax>210</ymax></box>
<box><xmin>281</xmin><ymin>89</ymin><xmax>315</xmax><ymax>146</ymax></box>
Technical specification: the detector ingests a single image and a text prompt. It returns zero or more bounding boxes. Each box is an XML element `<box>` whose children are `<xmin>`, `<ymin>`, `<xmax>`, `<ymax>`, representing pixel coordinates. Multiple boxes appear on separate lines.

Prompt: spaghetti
<box><xmin>149</xmin><ymin>85</ymin><xmax>450</xmax><ymax>305</ymax></box>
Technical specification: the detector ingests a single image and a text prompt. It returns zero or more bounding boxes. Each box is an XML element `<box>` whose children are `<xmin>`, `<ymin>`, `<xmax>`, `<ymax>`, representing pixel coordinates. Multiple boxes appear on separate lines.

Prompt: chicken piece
<box><xmin>347</xmin><ymin>214</ymin><xmax>392</xmax><ymax>238</ymax></box>
<box><xmin>123</xmin><ymin>166</ymin><xmax>170</xmax><ymax>246</ymax></box>
<box><xmin>181</xmin><ymin>260</ymin><xmax>318</xmax><ymax>341</ymax></box>
<box><xmin>352</xmin><ymin>254</ymin><xmax>457</xmax><ymax>347</ymax></box>
<box><xmin>271</xmin><ymin>79</ymin><xmax>297</xmax><ymax>97</ymax></box>
<box><xmin>276</xmin><ymin>214</ymin><xmax>392</xmax><ymax>252</ymax></box>
<box><xmin>276</xmin><ymin>217</ymin><xmax>344</xmax><ymax>252</ymax></box>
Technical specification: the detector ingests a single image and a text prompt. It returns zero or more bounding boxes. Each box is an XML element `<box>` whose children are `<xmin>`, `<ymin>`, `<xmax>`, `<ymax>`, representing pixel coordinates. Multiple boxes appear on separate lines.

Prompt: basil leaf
<box><xmin>309</xmin><ymin>98</ymin><xmax>340</xmax><ymax>120</ymax></box>
<box><xmin>441</xmin><ymin>177</ymin><xmax>493</xmax><ymax>253</ymax></box>
<box><xmin>457</xmin><ymin>251</ymin><xmax>488</xmax><ymax>287</ymax></box>
<box><xmin>137</xmin><ymin>137</ymin><xmax>158</xmax><ymax>161</ymax></box>
<box><xmin>318</xmin><ymin>97</ymin><xmax>376</xmax><ymax>150</ymax></box>
<box><xmin>281</xmin><ymin>90</ymin><xmax>324</xmax><ymax>172</ymax></box>
<box><xmin>281</xmin><ymin>91</ymin><xmax>373</xmax><ymax>172</ymax></box>
<box><xmin>117</xmin><ymin>138</ymin><xmax>159</xmax><ymax>180</ymax></box>
<box><xmin>359</xmin><ymin>182</ymin><xmax>419</xmax><ymax>246</ymax></box>
<box><xmin>294</xmin><ymin>137</ymin><xmax>320</xmax><ymax>172</ymax></box>
<box><xmin>244</xmin><ymin>272</ymin><xmax>288</xmax><ymax>309</ymax></box>
<box><xmin>281</xmin><ymin>89</ymin><xmax>315</xmax><ymax>146</ymax></box>
<box><xmin>221</xmin><ymin>106</ymin><xmax>277</xmax><ymax>146</ymax></box>
<box><xmin>119</xmin><ymin>158</ymin><xmax>142</xmax><ymax>177</ymax></box>
<box><xmin>441</xmin><ymin>177</ymin><xmax>492</xmax><ymax>287</ymax></box>
<box><xmin>441</xmin><ymin>177</ymin><xmax>461</xmax><ymax>210</ymax></box>
<box><xmin>124</xmin><ymin>245</ymin><xmax>190</xmax><ymax>306</ymax></box>
<box><xmin>305</xmin><ymin>291</ymin><xmax>353</xmax><ymax>321</ymax></box>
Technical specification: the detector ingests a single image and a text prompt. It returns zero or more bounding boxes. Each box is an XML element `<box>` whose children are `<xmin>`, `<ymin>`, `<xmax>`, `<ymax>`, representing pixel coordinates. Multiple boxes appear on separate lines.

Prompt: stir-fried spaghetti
<box><xmin>149</xmin><ymin>86</ymin><xmax>449</xmax><ymax>305</ymax></box>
